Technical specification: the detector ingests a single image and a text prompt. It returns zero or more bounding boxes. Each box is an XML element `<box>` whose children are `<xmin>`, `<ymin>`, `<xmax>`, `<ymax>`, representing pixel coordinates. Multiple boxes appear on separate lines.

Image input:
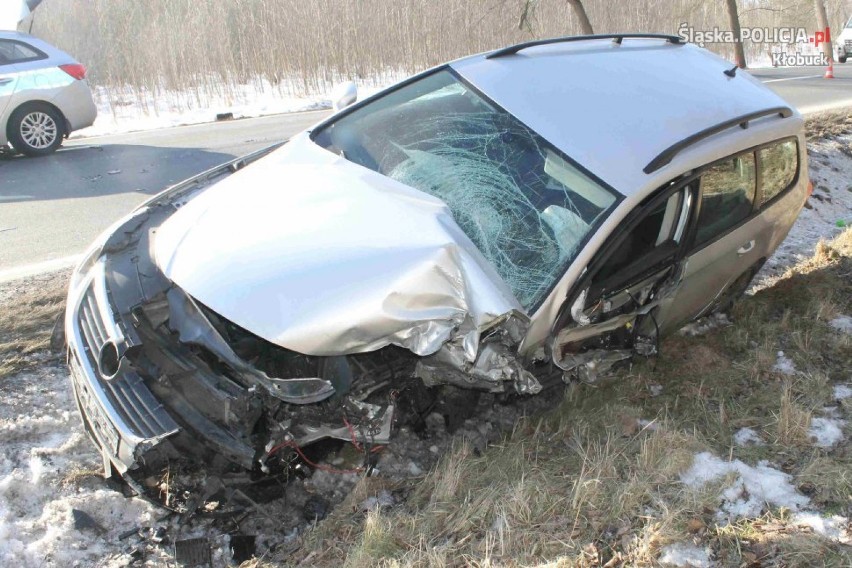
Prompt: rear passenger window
<box><xmin>759</xmin><ymin>140</ymin><xmax>798</xmax><ymax>204</ymax></box>
<box><xmin>0</xmin><ymin>40</ymin><xmax>43</xmax><ymax>65</ymax></box>
<box><xmin>694</xmin><ymin>152</ymin><xmax>756</xmax><ymax>246</ymax></box>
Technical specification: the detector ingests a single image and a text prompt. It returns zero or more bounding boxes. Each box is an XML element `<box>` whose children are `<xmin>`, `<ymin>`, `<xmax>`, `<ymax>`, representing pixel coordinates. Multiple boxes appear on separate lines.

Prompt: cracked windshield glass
<box><xmin>314</xmin><ymin>70</ymin><xmax>619</xmax><ymax>309</ymax></box>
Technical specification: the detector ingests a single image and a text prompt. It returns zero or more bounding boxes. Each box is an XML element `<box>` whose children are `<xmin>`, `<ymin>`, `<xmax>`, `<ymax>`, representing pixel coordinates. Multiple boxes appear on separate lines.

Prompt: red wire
<box><xmin>342</xmin><ymin>416</ymin><xmax>363</xmax><ymax>452</ymax></box>
<box><xmin>267</xmin><ymin>417</ymin><xmax>385</xmax><ymax>475</ymax></box>
<box><xmin>343</xmin><ymin>415</ymin><xmax>384</xmax><ymax>454</ymax></box>
<box><xmin>268</xmin><ymin>440</ymin><xmax>364</xmax><ymax>475</ymax></box>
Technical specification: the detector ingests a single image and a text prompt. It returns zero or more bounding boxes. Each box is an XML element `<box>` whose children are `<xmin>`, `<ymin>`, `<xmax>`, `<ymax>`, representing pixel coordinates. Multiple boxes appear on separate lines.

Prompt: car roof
<box><xmin>450</xmin><ymin>38</ymin><xmax>800</xmax><ymax>197</ymax></box>
<box><xmin>0</xmin><ymin>30</ymin><xmax>41</xmax><ymax>42</ymax></box>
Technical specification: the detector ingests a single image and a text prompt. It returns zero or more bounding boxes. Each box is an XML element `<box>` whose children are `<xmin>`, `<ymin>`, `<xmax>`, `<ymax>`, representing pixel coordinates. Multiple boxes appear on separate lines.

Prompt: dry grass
<box><xmin>0</xmin><ymin>272</ymin><xmax>68</xmax><ymax>378</ymax></box>
<box><xmin>775</xmin><ymin>383</ymin><xmax>813</xmax><ymax>446</ymax></box>
<box><xmin>805</xmin><ymin>110</ymin><xmax>852</xmax><ymax>142</ymax></box>
<box><xmin>288</xmin><ymin>228</ymin><xmax>852</xmax><ymax>567</ymax></box>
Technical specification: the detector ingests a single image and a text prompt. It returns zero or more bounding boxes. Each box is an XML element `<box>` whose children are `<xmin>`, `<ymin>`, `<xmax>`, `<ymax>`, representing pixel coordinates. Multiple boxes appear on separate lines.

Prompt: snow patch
<box><xmin>792</xmin><ymin>512</ymin><xmax>851</xmax><ymax>543</ymax></box>
<box><xmin>680</xmin><ymin>452</ymin><xmax>809</xmax><ymax>521</ymax></box>
<box><xmin>733</xmin><ymin>427</ymin><xmax>764</xmax><ymax>447</ymax></box>
<box><xmin>808</xmin><ymin>417</ymin><xmax>846</xmax><ymax>448</ymax></box>
<box><xmin>829</xmin><ymin>315</ymin><xmax>852</xmax><ymax>334</ymax></box>
<box><xmin>772</xmin><ymin>351</ymin><xmax>797</xmax><ymax>375</ymax></box>
<box><xmin>659</xmin><ymin>542</ymin><xmax>713</xmax><ymax>567</ymax></box>
<box><xmin>834</xmin><ymin>385</ymin><xmax>852</xmax><ymax>401</ymax></box>
<box><xmin>680</xmin><ymin>313</ymin><xmax>731</xmax><ymax>337</ymax></box>
<box><xmin>0</xmin><ymin>366</ymin><xmax>164</xmax><ymax>567</ymax></box>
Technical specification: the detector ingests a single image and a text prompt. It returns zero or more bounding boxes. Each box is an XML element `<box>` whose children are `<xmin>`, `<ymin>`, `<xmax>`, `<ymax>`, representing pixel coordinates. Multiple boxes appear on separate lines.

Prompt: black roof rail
<box><xmin>485</xmin><ymin>33</ymin><xmax>683</xmax><ymax>59</ymax></box>
<box><xmin>643</xmin><ymin>106</ymin><xmax>794</xmax><ymax>174</ymax></box>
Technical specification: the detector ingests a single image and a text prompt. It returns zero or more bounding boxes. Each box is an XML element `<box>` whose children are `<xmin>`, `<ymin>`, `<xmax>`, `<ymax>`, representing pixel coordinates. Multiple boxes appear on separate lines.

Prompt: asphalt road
<box><xmin>748</xmin><ymin>65</ymin><xmax>852</xmax><ymax>113</ymax></box>
<box><xmin>0</xmin><ymin>109</ymin><xmax>331</xmax><ymax>279</ymax></box>
<box><xmin>1</xmin><ymin>64</ymin><xmax>851</xmax><ymax>279</ymax></box>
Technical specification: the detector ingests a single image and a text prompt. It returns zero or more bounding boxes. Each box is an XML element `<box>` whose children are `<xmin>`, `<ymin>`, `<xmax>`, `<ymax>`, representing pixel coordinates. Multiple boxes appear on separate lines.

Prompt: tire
<box><xmin>840</xmin><ymin>55</ymin><xmax>848</xmax><ymax>64</ymax></box>
<box><xmin>8</xmin><ymin>103</ymin><xmax>65</xmax><ymax>157</ymax></box>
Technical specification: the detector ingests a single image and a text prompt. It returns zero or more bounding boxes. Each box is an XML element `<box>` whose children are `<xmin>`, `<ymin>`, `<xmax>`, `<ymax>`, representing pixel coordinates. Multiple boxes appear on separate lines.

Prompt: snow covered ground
<box><xmin>72</xmin><ymin>74</ymin><xmax>403</xmax><ymax>139</ymax></box>
<box><xmin>0</xmin><ymin>362</ymin><xmax>167</xmax><ymax>567</ymax></box>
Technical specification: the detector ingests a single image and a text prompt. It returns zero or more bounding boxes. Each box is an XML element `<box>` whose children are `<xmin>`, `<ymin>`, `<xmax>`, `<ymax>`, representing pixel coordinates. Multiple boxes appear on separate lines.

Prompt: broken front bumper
<box><xmin>66</xmin><ymin>261</ymin><xmax>179</xmax><ymax>475</ymax></box>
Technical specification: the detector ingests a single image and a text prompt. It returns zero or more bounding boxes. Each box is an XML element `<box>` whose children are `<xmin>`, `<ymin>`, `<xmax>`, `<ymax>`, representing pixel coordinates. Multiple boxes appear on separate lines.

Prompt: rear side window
<box><xmin>694</xmin><ymin>152</ymin><xmax>756</xmax><ymax>246</ymax></box>
<box><xmin>0</xmin><ymin>40</ymin><xmax>45</xmax><ymax>65</ymax></box>
<box><xmin>758</xmin><ymin>140</ymin><xmax>798</xmax><ymax>205</ymax></box>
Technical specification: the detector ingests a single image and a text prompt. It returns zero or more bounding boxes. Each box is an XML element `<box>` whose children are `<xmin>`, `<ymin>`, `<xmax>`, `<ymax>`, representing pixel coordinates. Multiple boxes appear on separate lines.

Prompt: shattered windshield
<box><xmin>313</xmin><ymin>69</ymin><xmax>620</xmax><ymax>310</ymax></box>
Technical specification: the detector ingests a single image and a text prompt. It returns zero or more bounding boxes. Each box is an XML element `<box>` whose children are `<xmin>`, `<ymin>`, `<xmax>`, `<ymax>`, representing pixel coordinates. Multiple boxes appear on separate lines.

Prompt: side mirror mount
<box><xmin>331</xmin><ymin>81</ymin><xmax>357</xmax><ymax>112</ymax></box>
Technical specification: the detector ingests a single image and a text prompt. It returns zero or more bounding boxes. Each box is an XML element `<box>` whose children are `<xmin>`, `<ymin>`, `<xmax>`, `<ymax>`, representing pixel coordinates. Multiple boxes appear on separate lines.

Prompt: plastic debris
<box><xmin>174</xmin><ymin>537</ymin><xmax>211</xmax><ymax>567</ymax></box>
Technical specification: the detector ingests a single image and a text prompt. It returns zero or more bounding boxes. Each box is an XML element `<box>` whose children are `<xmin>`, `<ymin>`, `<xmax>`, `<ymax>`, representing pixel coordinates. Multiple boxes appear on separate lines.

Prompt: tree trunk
<box><xmin>813</xmin><ymin>0</ymin><xmax>833</xmax><ymax>63</ymax></box>
<box><xmin>566</xmin><ymin>0</ymin><xmax>594</xmax><ymax>35</ymax></box>
<box><xmin>725</xmin><ymin>0</ymin><xmax>747</xmax><ymax>68</ymax></box>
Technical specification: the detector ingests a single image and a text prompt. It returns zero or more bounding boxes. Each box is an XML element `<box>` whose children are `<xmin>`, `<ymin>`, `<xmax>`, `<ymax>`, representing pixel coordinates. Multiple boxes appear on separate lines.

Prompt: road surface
<box><xmin>1</xmin><ymin>64</ymin><xmax>850</xmax><ymax>279</ymax></box>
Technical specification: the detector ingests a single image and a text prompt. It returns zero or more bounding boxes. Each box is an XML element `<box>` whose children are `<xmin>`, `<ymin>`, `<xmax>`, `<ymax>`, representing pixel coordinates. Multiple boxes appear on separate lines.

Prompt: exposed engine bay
<box><xmin>69</xmin><ymin>147</ymin><xmax>633</xmax><ymax>513</ymax></box>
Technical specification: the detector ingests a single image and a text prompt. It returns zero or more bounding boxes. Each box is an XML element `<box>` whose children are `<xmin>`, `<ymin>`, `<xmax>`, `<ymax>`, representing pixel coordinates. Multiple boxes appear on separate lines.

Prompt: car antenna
<box><xmin>723</xmin><ymin>65</ymin><xmax>738</xmax><ymax>77</ymax></box>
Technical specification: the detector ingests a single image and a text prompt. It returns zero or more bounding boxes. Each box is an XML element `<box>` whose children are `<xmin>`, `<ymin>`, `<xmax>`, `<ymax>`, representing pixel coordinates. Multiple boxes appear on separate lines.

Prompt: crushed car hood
<box><xmin>153</xmin><ymin>133</ymin><xmax>526</xmax><ymax>361</ymax></box>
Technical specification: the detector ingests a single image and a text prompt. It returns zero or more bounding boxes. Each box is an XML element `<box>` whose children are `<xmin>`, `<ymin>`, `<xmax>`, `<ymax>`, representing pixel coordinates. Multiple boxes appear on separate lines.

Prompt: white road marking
<box><xmin>0</xmin><ymin>195</ymin><xmax>34</xmax><ymax>202</ymax></box>
<box><xmin>761</xmin><ymin>74</ymin><xmax>824</xmax><ymax>83</ymax></box>
<box><xmin>0</xmin><ymin>255</ymin><xmax>80</xmax><ymax>283</ymax></box>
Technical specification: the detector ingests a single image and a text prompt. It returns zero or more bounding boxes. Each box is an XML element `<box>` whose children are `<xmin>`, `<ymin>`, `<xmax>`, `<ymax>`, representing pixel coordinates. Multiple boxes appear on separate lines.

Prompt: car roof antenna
<box><xmin>723</xmin><ymin>65</ymin><xmax>738</xmax><ymax>78</ymax></box>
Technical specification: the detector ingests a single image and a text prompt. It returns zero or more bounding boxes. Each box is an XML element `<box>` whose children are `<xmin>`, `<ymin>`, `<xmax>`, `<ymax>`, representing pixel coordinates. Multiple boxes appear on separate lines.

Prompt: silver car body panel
<box><xmin>62</xmin><ymin>36</ymin><xmax>809</xmax><ymax>483</ymax></box>
<box><xmin>0</xmin><ymin>62</ymin><xmax>17</xmax><ymax>116</ymax></box>
<box><xmin>449</xmin><ymin>41</ymin><xmax>792</xmax><ymax>197</ymax></box>
<box><xmin>0</xmin><ymin>30</ymin><xmax>96</xmax><ymax>145</ymax></box>
<box><xmin>153</xmin><ymin>132</ymin><xmax>528</xmax><ymax>363</ymax></box>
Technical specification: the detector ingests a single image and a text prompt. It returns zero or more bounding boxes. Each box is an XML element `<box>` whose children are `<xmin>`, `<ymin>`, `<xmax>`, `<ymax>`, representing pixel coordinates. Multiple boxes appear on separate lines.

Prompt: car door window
<box><xmin>0</xmin><ymin>40</ymin><xmax>44</xmax><ymax>65</ymax></box>
<box><xmin>693</xmin><ymin>152</ymin><xmax>756</xmax><ymax>247</ymax></box>
<box><xmin>758</xmin><ymin>140</ymin><xmax>798</xmax><ymax>205</ymax></box>
<box><xmin>591</xmin><ymin>188</ymin><xmax>686</xmax><ymax>292</ymax></box>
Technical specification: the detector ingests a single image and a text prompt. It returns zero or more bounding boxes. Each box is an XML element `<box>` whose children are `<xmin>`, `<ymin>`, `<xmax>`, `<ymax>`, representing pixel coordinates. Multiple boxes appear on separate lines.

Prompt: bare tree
<box><xmin>567</xmin><ymin>0</ymin><xmax>594</xmax><ymax>34</ymax></box>
<box><xmin>725</xmin><ymin>0</ymin><xmax>747</xmax><ymax>68</ymax></box>
<box><xmin>813</xmin><ymin>0</ymin><xmax>833</xmax><ymax>63</ymax></box>
<box><xmin>518</xmin><ymin>0</ymin><xmax>593</xmax><ymax>34</ymax></box>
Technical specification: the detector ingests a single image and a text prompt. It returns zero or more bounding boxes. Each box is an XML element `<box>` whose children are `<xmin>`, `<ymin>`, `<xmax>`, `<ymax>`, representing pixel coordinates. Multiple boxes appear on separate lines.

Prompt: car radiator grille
<box><xmin>846</xmin><ymin>40</ymin><xmax>852</xmax><ymax>50</ymax></box>
<box><xmin>78</xmin><ymin>282</ymin><xmax>179</xmax><ymax>439</ymax></box>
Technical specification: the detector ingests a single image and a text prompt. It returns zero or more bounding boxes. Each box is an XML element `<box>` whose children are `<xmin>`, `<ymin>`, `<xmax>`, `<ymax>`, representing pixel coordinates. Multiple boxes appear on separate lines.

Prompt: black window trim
<box><xmin>554</xmin><ymin>179</ymin><xmax>695</xmax><ymax>332</ymax></box>
<box><xmin>688</xmin><ymin>148</ymin><xmax>758</xmax><ymax>251</ymax></box>
<box><xmin>684</xmin><ymin>135</ymin><xmax>800</xmax><ymax>254</ymax></box>
<box><xmin>310</xmin><ymin>65</ymin><xmax>625</xmax><ymax>314</ymax></box>
<box><xmin>0</xmin><ymin>38</ymin><xmax>49</xmax><ymax>66</ymax></box>
<box><xmin>587</xmin><ymin>190</ymin><xmax>686</xmax><ymax>302</ymax></box>
<box><xmin>556</xmin><ymin>134</ymin><xmax>801</xmax><ymax>333</ymax></box>
<box><xmin>755</xmin><ymin>136</ymin><xmax>801</xmax><ymax>209</ymax></box>
<box><xmin>643</xmin><ymin>106</ymin><xmax>793</xmax><ymax>174</ymax></box>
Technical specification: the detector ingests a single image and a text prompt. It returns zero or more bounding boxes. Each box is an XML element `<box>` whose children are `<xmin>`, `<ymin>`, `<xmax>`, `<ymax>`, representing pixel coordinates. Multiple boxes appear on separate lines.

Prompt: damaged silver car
<box><xmin>65</xmin><ymin>34</ymin><xmax>809</xmax><ymax>501</ymax></box>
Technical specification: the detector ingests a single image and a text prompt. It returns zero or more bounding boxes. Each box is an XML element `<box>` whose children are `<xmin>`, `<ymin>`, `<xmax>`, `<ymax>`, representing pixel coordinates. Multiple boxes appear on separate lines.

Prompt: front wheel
<box><xmin>839</xmin><ymin>55</ymin><xmax>848</xmax><ymax>64</ymax></box>
<box><xmin>8</xmin><ymin>104</ymin><xmax>65</xmax><ymax>157</ymax></box>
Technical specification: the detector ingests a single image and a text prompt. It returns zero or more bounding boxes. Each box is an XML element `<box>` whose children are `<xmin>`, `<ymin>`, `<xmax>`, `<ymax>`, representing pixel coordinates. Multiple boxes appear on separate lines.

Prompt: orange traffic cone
<box><xmin>825</xmin><ymin>60</ymin><xmax>835</xmax><ymax>79</ymax></box>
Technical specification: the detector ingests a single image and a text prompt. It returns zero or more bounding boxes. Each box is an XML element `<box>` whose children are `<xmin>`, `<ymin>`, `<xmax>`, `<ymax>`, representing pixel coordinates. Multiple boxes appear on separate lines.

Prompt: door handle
<box><xmin>737</xmin><ymin>240</ymin><xmax>755</xmax><ymax>255</ymax></box>
<box><xmin>0</xmin><ymin>78</ymin><xmax>12</xmax><ymax>85</ymax></box>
